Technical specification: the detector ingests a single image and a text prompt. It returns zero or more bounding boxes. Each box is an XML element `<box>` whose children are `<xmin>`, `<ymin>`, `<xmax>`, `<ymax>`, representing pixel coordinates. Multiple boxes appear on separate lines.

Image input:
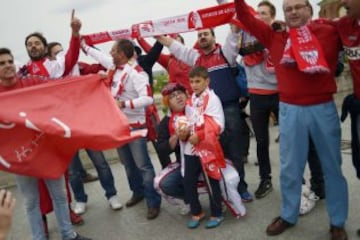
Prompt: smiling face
<box><xmin>283</xmin><ymin>0</ymin><xmax>311</xmax><ymax>28</ymax></box>
<box><xmin>0</xmin><ymin>53</ymin><xmax>17</xmax><ymax>87</ymax></box>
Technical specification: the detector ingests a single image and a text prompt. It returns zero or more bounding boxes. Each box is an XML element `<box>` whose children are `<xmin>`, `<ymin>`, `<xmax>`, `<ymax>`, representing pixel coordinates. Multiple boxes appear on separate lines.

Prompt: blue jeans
<box><xmin>69</xmin><ymin>150</ymin><xmax>117</xmax><ymax>202</ymax></box>
<box><xmin>72</xmin><ymin>156</ymin><xmax>87</xmax><ymax>179</ymax></box>
<box><xmin>117</xmin><ymin>136</ymin><xmax>161</xmax><ymax>208</ymax></box>
<box><xmin>220</xmin><ymin>102</ymin><xmax>248</xmax><ymax>193</ymax></box>
<box><xmin>158</xmin><ymin>164</ymin><xmax>185</xmax><ymax>199</ymax></box>
<box><xmin>279</xmin><ymin>101</ymin><xmax>348</xmax><ymax>226</ymax></box>
<box><xmin>16</xmin><ymin>175</ymin><xmax>76</xmax><ymax>240</ymax></box>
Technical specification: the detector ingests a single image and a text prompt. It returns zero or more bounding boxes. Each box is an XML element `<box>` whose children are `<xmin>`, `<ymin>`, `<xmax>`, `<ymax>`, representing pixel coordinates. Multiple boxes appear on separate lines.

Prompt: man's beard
<box><xmin>199</xmin><ymin>40</ymin><xmax>211</xmax><ymax>50</ymax></box>
<box><xmin>29</xmin><ymin>56</ymin><xmax>44</xmax><ymax>61</ymax></box>
<box><xmin>28</xmin><ymin>50</ymin><xmax>45</xmax><ymax>61</ymax></box>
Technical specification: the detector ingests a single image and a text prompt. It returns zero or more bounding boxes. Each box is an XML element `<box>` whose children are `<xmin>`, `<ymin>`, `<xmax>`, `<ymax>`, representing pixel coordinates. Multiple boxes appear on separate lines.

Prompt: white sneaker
<box><xmin>178</xmin><ymin>204</ymin><xmax>190</xmax><ymax>215</ymax></box>
<box><xmin>301</xmin><ymin>184</ymin><xmax>311</xmax><ymax>197</ymax></box>
<box><xmin>299</xmin><ymin>186</ymin><xmax>319</xmax><ymax>216</ymax></box>
<box><xmin>73</xmin><ymin>202</ymin><xmax>87</xmax><ymax>215</ymax></box>
<box><xmin>108</xmin><ymin>195</ymin><xmax>123</xmax><ymax>210</ymax></box>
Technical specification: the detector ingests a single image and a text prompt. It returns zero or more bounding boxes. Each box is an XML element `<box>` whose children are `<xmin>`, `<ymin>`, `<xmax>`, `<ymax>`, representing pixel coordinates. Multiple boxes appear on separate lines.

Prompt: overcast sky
<box><xmin>0</xmin><ymin>0</ymin><xmax>320</xmax><ymax>70</ymax></box>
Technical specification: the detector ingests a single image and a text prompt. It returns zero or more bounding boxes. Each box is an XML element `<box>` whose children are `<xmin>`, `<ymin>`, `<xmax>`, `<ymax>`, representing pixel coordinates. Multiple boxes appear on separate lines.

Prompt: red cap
<box><xmin>161</xmin><ymin>82</ymin><xmax>186</xmax><ymax>96</ymax></box>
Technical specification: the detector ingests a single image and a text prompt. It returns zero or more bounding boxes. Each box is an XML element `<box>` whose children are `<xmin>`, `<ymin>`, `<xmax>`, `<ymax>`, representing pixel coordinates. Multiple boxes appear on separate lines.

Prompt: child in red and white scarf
<box><xmin>177</xmin><ymin>66</ymin><xmax>225</xmax><ymax>229</ymax></box>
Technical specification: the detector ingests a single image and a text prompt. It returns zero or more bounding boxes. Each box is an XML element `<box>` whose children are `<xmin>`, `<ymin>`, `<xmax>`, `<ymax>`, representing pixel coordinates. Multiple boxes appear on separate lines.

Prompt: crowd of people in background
<box><xmin>0</xmin><ymin>0</ymin><xmax>359</xmax><ymax>240</ymax></box>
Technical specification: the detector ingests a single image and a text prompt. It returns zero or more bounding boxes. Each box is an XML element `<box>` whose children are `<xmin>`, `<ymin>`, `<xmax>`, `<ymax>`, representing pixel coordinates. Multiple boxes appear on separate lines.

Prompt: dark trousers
<box><xmin>250</xmin><ymin>93</ymin><xmax>279</xmax><ymax>180</ymax></box>
<box><xmin>183</xmin><ymin>155</ymin><xmax>222</xmax><ymax>217</ymax></box>
<box><xmin>152</xmin><ymin>140</ymin><xmax>171</xmax><ymax>169</ymax></box>
<box><xmin>220</xmin><ymin>102</ymin><xmax>248</xmax><ymax>193</ymax></box>
<box><xmin>240</xmin><ymin>111</ymin><xmax>250</xmax><ymax>158</ymax></box>
<box><xmin>306</xmin><ymin>137</ymin><xmax>325</xmax><ymax>198</ymax></box>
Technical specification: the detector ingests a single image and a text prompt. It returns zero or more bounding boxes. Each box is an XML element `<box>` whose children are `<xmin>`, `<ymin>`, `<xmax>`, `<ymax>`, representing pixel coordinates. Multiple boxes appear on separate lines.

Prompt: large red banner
<box><xmin>0</xmin><ymin>75</ymin><xmax>143</xmax><ymax>178</ymax></box>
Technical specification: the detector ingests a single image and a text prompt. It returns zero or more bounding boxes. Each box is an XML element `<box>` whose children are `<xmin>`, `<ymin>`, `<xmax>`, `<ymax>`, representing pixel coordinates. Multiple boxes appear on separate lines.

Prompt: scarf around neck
<box><xmin>109</xmin><ymin>60</ymin><xmax>137</xmax><ymax>98</ymax></box>
<box><xmin>27</xmin><ymin>59</ymin><xmax>50</xmax><ymax>77</ymax></box>
<box><xmin>280</xmin><ymin>25</ymin><xmax>330</xmax><ymax>74</ymax></box>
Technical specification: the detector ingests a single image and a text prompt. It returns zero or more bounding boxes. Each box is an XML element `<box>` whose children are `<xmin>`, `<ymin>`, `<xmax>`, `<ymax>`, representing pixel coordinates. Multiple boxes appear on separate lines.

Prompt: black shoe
<box><xmin>330</xmin><ymin>226</ymin><xmax>348</xmax><ymax>240</ymax></box>
<box><xmin>147</xmin><ymin>207</ymin><xmax>160</xmax><ymax>220</ymax></box>
<box><xmin>125</xmin><ymin>195</ymin><xmax>144</xmax><ymax>207</ymax></box>
<box><xmin>357</xmin><ymin>228</ymin><xmax>360</xmax><ymax>237</ymax></box>
<box><xmin>255</xmin><ymin>179</ymin><xmax>273</xmax><ymax>199</ymax></box>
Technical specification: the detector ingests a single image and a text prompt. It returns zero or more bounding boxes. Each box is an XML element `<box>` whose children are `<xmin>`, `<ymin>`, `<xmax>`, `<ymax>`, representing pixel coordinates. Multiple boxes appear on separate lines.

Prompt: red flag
<box><xmin>0</xmin><ymin>75</ymin><xmax>143</xmax><ymax>178</ymax></box>
<box><xmin>194</xmin><ymin>116</ymin><xmax>225</xmax><ymax>180</ymax></box>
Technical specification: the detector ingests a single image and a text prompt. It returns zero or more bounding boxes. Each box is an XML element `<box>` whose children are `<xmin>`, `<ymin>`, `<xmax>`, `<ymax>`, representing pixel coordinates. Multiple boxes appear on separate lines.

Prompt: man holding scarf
<box><xmin>338</xmin><ymin>0</ymin><xmax>360</xmax><ymax>237</ymax></box>
<box><xmin>81</xmin><ymin>39</ymin><xmax>161</xmax><ymax>220</ymax></box>
<box><xmin>234</xmin><ymin>0</ymin><xmax>348</xmax><ymax>239</ymax></box>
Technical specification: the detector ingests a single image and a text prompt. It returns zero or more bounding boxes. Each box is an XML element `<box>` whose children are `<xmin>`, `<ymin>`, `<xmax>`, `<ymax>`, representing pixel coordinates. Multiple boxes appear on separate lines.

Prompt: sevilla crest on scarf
<box><xmin>299</xmin><ymin>50</ymin><xmax>319</xmax><ymax>66</ymax></box>
<box><xmin>281</xmin><ymin>26</ymin><xmax>330</xmax><ymax>74</ymax></box>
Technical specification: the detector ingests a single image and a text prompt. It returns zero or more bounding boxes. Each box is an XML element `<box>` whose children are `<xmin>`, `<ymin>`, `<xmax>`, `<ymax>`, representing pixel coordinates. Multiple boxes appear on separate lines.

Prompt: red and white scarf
<box><xmin>280</xmin><ymin>26</ymin><xmax>330</xmax><ymax>74</ymax></box>
<box><xmin>169</xmin><ymin>112</ymin><xmax>186</xmax><ymax>136</ymax></box>
<box><xmin>264</xmin><ymin>50</ymin><xmax>275</xmax><ymax>73</ymax></box>
<box><xmin>108</xmin><ymin>61</ymin><xmax>137</xmax><ymax>98</ymax></box>
<box><xmin>188</xmin><ymin>88</ymin><xmax>210</xmax><ymax>131</ymax></box>
<box><xmin>26</xmin><ymin>59</ymin><xmax>50</xmax><ymax>77</ymax></box>
<box><xmin>188</xmin><ymin>88</ymin><xmax>225</xmax><ymax>180</ymax></box>
<box><xmin>83</xmin><ymin>3</ymin><xmax>239</xmax><ymax>45</ymax></box>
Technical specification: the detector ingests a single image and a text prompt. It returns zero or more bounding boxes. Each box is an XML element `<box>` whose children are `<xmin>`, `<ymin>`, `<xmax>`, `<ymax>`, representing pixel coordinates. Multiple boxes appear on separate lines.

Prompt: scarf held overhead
<box><xmin>83</xmin><ymin>2</ymin><xmax>257</xmax><ymax>45</ymax></box>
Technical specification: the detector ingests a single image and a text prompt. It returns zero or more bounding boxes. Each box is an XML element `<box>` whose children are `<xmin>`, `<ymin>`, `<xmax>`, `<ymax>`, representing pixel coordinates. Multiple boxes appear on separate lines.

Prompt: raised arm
<box><xmin>45</xmin><ymin>10</ymin><xmax>82</xmax><ymax>78</ymax></box>
<box><xmin>155</xmin><ymin>35</ymin><xmax>199</xmax><ymax>66</ymax></box>
<box><xmin>137</xmin><ymin>38</ymin><xmax>170</xmax><ymax>69</ymax></box>
<box><xmin>63</xmin><ymin>10</ymin><xmax>82</xmax><ymax>76</ymax></box>
<box><xmin>234</xmin><ymin>0</ymin><xmax>273</xmax><ymax>49</ymax></box>
<box><xmin>141</xmin><ymin>41</ymin><xmax>164</xmax><ymax>67</ymax></box>
<box><xmin>63</xmin><ymin>36</ymin><xmax>81</xmax><ymax>76</ymax></box>
<box><xmin>81</xmin><ymin>42</ymin><xmax>114</xmax><ymax>70</ymax></box>
<box><xmin>222</xmin><ymin>25</ymin><xmax>241</xmax><ymax>66</ymax></box>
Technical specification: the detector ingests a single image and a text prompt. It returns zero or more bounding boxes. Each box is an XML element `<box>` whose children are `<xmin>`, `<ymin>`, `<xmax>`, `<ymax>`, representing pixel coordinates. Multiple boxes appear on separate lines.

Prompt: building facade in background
<box><xmin>318</xmin><ymin>0</ymin><xmax>346</xmax><ymax>19</ymax></box>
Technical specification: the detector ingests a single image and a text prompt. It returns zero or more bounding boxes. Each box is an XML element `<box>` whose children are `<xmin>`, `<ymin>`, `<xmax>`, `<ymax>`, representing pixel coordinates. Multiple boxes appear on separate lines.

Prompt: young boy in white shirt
<box><xmin>177</xmin><ymin>66</ymin><xmax>225</xmax><ymax>229</ymax></box>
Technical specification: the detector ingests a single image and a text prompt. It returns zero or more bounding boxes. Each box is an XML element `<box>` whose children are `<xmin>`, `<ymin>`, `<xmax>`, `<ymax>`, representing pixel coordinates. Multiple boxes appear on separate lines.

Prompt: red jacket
<box><xmin>235</xmin><ymin>0</ymin><xmax>341</xmax><ymax>105</ymax></box>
